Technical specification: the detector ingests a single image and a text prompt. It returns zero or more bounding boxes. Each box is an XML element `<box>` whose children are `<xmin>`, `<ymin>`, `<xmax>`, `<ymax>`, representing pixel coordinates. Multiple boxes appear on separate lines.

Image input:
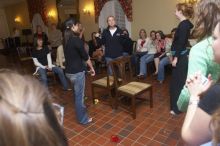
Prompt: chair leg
<box><xmin>110</xmin><ymin>89</ymin><xmax>116</xmax><ymax>109</ymax></box>
<box><xmin>91</xmin><ymin>85</ymin><xmax>96</xmax><ymax>104</ymax></box>
<box><xmin>150</xmin><ymin>87</ymin><xmax>153</xmax><ymax>108</ymax></box>
<box><xmin>114</xmin><ymin>91</ymin><xmax>119</xmax><ymax>110</ymax></box>
<box><xmin>131</xmin><ymin>96</ymin><xmax>136</xmax><ymax>119</ymax></box>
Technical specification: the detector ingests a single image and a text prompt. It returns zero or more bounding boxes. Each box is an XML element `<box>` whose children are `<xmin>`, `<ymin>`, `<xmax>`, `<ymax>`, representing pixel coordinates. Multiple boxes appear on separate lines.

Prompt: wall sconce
<box><xmin>185</xmin><ymin>0</ymin><xmax>198</xmax><ymax>4</ymax></box>
<box><xmin>14</xmin><ymin>16</ymin><xmax>21</xmax><ymax>23</ymax></box>
<box><xmin>83</xmin><ymin>8</ymin><xmax>91</xmax><ymax>15</ymax></box>
<box><xmin>48</xmin><ymin>10</ymin><xmax>56</xmax><ymax>18</ymax></box>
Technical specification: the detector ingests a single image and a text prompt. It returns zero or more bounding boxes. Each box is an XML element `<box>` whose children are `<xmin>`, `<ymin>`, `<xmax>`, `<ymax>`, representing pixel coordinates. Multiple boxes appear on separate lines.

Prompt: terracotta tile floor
<box><xmin>51</xmin><ymin>72</ymin><xmax>186</xmax><ymax>146</ymax></box>
<box><xmin>0</xmin><ymin>54</ymin><xmax>186</xmax><ymax>146</ymax></box>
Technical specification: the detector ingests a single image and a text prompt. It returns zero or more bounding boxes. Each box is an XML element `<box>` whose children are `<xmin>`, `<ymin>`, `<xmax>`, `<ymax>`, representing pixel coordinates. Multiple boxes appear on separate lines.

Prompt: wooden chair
<box><xmin>16</xmin><ymin>46</ymin><xmax>32</xmax><ymax>62</ymax></box>
<box><xmin>91</xmin><ymin>63</ymin><xmax>121</xmax><ymax>107</ymax></box>
<box><xmin>110</xmin><ymin>56</ymin><xmax>153</xmax><ymax>119</ymax></box>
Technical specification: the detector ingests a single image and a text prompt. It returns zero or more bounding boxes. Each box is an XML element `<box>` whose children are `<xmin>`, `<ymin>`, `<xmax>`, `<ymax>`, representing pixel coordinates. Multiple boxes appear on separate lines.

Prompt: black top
<box><xmin>32</xmin><ymin>46</ymin><xmax>50</xmax><ymax>66</ymax></box>
<box><xmin>199</xmin><ymin>84</ymin><xmax>220</xmax><ymax>115</ymax></box>
<box><xmin>64</xmin><ymin>35</ymin><xmax>89</xmax><ymax>74</ymax></box>
<box><xmin>123</xmin><ymin>37</ymin><xmax>133</xmax><ymax>55</ymax></box>
<box><xmin>98</xmin><ymin>26</ymin><xmax>128</xmax><ymax>58</ymax></box>
<box><xmin>88</xmin><ymin>39</ymin><xmax>102</xmax><ymax>57</ymax></box>
<box><xmin>171</xmin><ymin>19</ymin><xmax>193</xmax><ymax>57</ymax></box>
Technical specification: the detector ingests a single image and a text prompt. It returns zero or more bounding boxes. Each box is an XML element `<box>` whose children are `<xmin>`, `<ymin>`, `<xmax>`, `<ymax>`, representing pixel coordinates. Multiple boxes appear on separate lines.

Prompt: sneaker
<box><xmin>63</xmin><ymin>88</ymin><xmax>72</xmax><ymax>91</ymax></box>
<box><xmin>137</xmin><ymin>74</ymin><xmax>145</xmax><ymax>79</ymax></box>
<box><xmin>88</xmin><ymin>118</ymin><xmax>93</xmax><ymax>123</ymax></box>
<box><xmin>170</xmin><ymin>110</ymin><xmax>177</xmax><ymax>115</ymax></box>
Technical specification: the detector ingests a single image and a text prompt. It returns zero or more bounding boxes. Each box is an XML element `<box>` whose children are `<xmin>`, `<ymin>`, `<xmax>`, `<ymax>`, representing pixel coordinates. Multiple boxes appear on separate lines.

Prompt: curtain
<box><xmin>27</xmin><ymin>0</ymin><xmax>47</xmax><ymax>25</ymax></box>
<box><xmin>94</xmin><ymin>0</ymin><xmax>132</xmax><ymax>22</ymax></box>
<box><xmin>118</xmin><ymin>0</ymin><xmax>132</xmax><ymax>21</ymax></box>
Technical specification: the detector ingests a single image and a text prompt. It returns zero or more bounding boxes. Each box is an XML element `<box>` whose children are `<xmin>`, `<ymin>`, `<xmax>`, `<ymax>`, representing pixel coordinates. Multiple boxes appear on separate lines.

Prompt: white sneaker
<box><xmin>170</xmin><ymin>110</ymin><xmax>177</xmax><ymax>115</ymax></box>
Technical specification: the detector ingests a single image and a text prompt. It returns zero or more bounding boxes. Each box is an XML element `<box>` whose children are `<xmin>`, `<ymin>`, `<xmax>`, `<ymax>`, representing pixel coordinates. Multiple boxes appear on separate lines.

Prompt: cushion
<box><xmin>118</xmin><ymin>82</ymin><xmax>151</xmax><ymax>95</ymax></box>
<box><xmin>92</xmin><ymin>76</ymin><xmax>121</xmax><ymax>87</ymax></box>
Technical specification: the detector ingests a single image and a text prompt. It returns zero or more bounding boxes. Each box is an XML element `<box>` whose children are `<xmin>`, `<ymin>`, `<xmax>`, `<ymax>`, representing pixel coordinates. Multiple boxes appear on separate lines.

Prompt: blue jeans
<box><xmin>66</xmin><ymin>71</ymin><xmax>89</xmax><ymax>124</ymax></box>
<box><xmin>157</xmin><ymin>56</ymin><xmax>171</xmax><ymax>81</ymax></box>
<box><xmin>123</xmin><ymin>52</ymin><xmax>129</xmax><ymax>56</ymax></box>
<box><xmin>38</xmin><ymin>67</ymin><xmax>68</xmax><ymax>90</ymax></box>
<box><xmin>131</xmin><ymin>52</ymin><xmax>148</xmax><ymax>75</ymax></box>
<box><xmin>139</xmin><ymin>54</ymin><xmax>154</xmax><ymax>76</ymax></box>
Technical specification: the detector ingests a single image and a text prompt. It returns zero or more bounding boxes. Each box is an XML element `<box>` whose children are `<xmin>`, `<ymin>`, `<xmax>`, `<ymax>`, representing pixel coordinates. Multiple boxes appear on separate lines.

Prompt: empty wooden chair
<box><xmin>110</xmin><ymin>56</ymin><xmax>153</xmax><ymax>119</ymax></box>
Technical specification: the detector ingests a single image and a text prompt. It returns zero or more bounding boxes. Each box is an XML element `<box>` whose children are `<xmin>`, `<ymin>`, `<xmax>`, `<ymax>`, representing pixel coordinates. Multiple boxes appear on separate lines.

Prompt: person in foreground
<box><xmin>177</xmin><ymin>0</ymin><xmax>220</xmax><ymax>112</ymax></box>
<box><xmin>181</xmin><ymin>21</ymin><xmax>220</xmax><ymax>146</ymax></box>
<box><xmin>63</xmin><ymin>18</ymin><xmax>95</xmax><ymax>125</ymax></box>
<box><xmin>0</xmin><ymin>69</ymin><xmax>68</xmax><ymax>146</ymax></box>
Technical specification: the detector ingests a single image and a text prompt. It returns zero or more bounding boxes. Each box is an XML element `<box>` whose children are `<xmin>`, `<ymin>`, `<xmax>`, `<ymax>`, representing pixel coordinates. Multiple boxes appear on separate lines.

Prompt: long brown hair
<box><xmin>0</xmin><ymin>69</ymin><xmax>68</xmax><ymax>146</ymax></box>
<box><xmin>139</xmin><ymin>29</ymin><xmax>147</xmax><ymax>39</ymax></box>
<box><xmin>193</xmin><ymin>0</ymin><xmax>220</xmax><ymax>41</ymax></box>
<box><xmin>211</xmin><ymin>108</ymin><xmax>220</xmax><ymax>146</ymax></box>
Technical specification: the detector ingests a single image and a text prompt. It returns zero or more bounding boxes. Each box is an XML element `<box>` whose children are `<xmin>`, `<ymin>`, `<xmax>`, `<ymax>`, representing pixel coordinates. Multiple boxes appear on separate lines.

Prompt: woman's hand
<box><xmin>95</xmin><ymin>33</ymin><xmax>100</xmax><ymax>38</ymax></box>
<box><xmin>172</xmin><ymin>57</ymin><xmax>178</xmax><ymax>67</ymax></box>
<box><xmin>89</xmin><ymin>68</ymin><xmax>96</xmax><ymax>76</ymax></box>
<box><xmin>186</xmin><ymin>72</ymin><xmax>213</xmax><ymax>97</ymax></box>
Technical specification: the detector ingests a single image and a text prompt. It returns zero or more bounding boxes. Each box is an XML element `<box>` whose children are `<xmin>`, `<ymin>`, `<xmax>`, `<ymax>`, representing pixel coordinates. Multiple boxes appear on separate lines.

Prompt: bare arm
<box><xmin>86</xmin><ymin>58</ymin><xmax>95</xmax><ymax>76</ymax></box>
<box><xmin>182</xmin><ymin>73</ymin><xmax>213</xmax><ymax>145</ymax></box>
<box><xmin>182</xmin><ymin>102</ymin><xmax>212</xmax><ymax>146</ymax></box>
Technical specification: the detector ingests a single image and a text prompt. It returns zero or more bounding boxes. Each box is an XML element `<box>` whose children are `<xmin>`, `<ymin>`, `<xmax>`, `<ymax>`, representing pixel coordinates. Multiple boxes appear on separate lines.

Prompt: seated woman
<box><xmin>154</xmin><ymin>30</ymin><xmax>166</xmax><ymax>75</ymax></box>
<box><xmin>181</xmin><ymin>21</ymin><xmax>220</xmax><ymax>146</ymax></box>
<box><xmin>133</xmin><ymin>29</ymin><xmax>150</xmax><ymax>75</ymax></box>
<box><xmin>138</xmin><ymin>30</ymin><xmax>157</xmax><ymax>77</ymax></box>
<box><xmin>88</xmin><ymin>32</ymin><xmax>103</xmax><ymax>73</ymax></box>
<box><xmin>56</xmin><ymin>45</ymin><xmax>65</xmax><ymax>69</ymax></box>
<box><xmin>157</xmin><ymin>28</ymin><xmax>177</xmax><ymax>83</ymax></box>
<box><xmin>32</xmin><ymin>38</ymin><xmax>68</xmax><ymax>90</ymax></box>
<box><xmin>0</xmin><ymin>69</ymin><xmax>68</xmax><ymax>146</ymax></box>
<box><xmin>88</xmin><ymin>32</ymin><xmax>103</xmax><ymax>61</ymax></box>
<box><xmin>122</xmin><ymin>28</ymin><xmax>133</xmax><ymax>56</ymax></box>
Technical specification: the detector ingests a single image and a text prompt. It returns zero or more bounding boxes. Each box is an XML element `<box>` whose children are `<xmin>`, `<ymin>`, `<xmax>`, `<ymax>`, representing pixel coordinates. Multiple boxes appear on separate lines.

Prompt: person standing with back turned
<box><xmin>170</xmin><ymin>3</ymin><xmax>194</xmax><ymax>115</ymax></box>
<box><xmin>63</xmin><ymin>18</ymin><xmax>95</xmax><ymax>125</ymax></box>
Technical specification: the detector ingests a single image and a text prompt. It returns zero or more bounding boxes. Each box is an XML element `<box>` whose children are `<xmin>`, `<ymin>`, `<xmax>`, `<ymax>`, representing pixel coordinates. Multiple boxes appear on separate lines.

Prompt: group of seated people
<box><xmin>32</xmin><ymin>22</ymin><xmax>192</xmax><ymax>89</ymax></box>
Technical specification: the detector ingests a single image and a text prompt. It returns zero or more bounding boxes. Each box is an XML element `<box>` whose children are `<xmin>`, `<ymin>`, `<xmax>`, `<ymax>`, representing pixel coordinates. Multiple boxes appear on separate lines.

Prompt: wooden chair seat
<box><xmin>118</xmin><ymin>82</ymin><xmax>152</xmax><ymax>96</ymax></box>
<box><xmin>92</xmin><ymin>76</ymin><xmax>121</xmax><ymax>87</ymax></box>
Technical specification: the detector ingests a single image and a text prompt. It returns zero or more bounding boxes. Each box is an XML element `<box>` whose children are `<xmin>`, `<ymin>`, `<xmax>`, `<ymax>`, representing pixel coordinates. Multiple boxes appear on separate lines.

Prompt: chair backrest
<box><xmin>110</xmin><ymin>56</ymin><xmax>133</xmax><ymax>88</ymax></box>
<box><xmin>17</xmin><ymin>46</ymin><xmax>32</xmax><ymax>61</ymax></box>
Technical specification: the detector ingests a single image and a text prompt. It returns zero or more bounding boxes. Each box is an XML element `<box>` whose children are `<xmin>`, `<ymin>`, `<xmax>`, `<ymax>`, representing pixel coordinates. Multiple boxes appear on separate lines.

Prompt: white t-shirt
<box><xmin>109</xmin><ymin>27</ymin><xmax>117</xmax><ymax>36</ymax></box>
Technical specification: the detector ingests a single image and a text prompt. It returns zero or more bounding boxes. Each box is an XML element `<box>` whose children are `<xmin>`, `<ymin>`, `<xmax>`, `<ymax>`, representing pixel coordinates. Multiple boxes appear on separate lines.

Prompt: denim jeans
<box><xmin>139</xmin><ymin>54</ymin><xmax>154</xmax><ymax>76</ymax></box>
<box><xmin>66</xmin><ymin>71</ymin><xmax>89</xmax><ymax>124</ymax></box>
<box><xmin>38</xmin><ymin>67</ymin><xmax>68</xmax><ymax>90</ymax></box>
<box><xmin>157</xmin><ymin>56</ymin><xmax>171</xmax><ymax>81</ymax></box>
<box><xmin>131</xmin><ymin>52</ymin><xmax>148</xmax><ymax>74</ymax></box>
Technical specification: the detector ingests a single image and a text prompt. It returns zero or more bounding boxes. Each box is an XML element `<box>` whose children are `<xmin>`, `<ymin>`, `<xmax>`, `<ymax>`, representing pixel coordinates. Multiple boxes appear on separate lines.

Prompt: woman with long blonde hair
<box><xmin>0</xmin><ymin>69</ymin><xmax>68</xmax><ymax>146</ymax></box>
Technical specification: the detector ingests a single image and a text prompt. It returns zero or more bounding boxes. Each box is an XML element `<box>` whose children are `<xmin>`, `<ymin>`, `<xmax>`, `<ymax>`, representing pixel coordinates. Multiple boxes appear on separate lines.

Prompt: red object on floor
<box><xmin>111</xmin><ymin>135</ymin><xmax>120</xmax><ymax>143</ymax></box>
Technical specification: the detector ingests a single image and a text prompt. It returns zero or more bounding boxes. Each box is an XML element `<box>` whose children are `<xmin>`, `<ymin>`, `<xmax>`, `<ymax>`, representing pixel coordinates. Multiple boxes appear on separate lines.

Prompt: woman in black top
<box><xmin>88</xmin><ymin>32</ymin><xmax>103</xmax><ymax>59</ymax></box>
<box><xmin>63</xmin><ymin>18</ymin><xmax>95</xmax><ymax>125</ymax></box>
<box><xmin>121</xmin><ymin>28</ymin><xmax>133</xmax><ymax>55</ymax></box>
<box><xmin>88</xmin><ymin>32</ymin><xmax>103</xmax><ymax>73</ymax></box>
<box><xmin>170</xmin><ymin>3</ymin><xmax>194</xmax><ymax>115</ymax></box>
